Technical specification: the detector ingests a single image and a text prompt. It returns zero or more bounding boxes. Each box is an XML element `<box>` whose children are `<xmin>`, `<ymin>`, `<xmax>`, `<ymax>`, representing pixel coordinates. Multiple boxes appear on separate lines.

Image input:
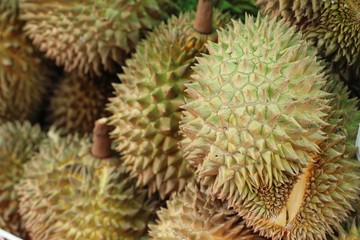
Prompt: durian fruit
<box><xmin>0</xmin><ymin>0</ymin><xmax>50</xmax><ymax>123</ymax></box>
<box><xmin>256</xmin><ymin>0</ymin><xmax>360</xmax><ymax>76</ymax></box>
<box><xmin>0</xmin><ymin>121</ymin><xmax>45</xmax><ymax>237</ymax></box>
<box><xmin>17</xmin><ymin>130</ymin><xmax>159</xmax><ymax>240</ymax></box>
<box><xmin>107</xmin><ymin>4</ymin><xmax>231</xmax><ymax>198</ymax></box>
<box><xmin>149</xmin><ymin>181</ymin><xmax>266</xmax><ymax>240</ymax></box>
<box><xmin>337</xmin><ymin>219</ymin><xmax>360</xmax><ymax>240</ymax></box>
<box><xmin>180</xmin><ymin>15</ymin><xmax>360</xmax><ymax>240</ymax></box>
<box><xmin>44</xmin><ymin>72</ymin><xmax>114</xmax><ymax>136</ymax></box>
<box><xmin>19</xmin><ymin>0</ymin><xmax>177</xmax><ymax>76</ymax></box>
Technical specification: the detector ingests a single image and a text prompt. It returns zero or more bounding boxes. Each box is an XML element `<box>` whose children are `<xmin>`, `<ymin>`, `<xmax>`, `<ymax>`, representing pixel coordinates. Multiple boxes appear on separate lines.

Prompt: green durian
<box><xmin>0</xmin><ymin>121</ymin><xmax>45</xmax><ymax>237</ymax></box>
<box><xmin>44</xmin><ymin>72</ymin><xmax>114</xmax><ymax>136</ymax></box>
<box><xmin>107</xmin><ymin>9</ymin><xmax>231</xmax><ymax>198</ymax></box>
<box><xmin>0</xmin><ymin>0</ymin><xmax>50</xmax><ymax>123</ymax></box>
<box><xmin>336</xmin><ymin>218</ymin><xmax>360</xmax><ymax>240</ymax></box>
<box><xmin>19</xmin><ymin>0</ymin><xmax>176</xmax><ymax>76</ymax></box>
<box><xmin>180</xmin><ymin>15</ymin><xmax>360</xmax><ymax>240</ymax></box>
<box><xmin>149</xmin><ymin>181</ymin><xmax>266</xmax><ymax>240</ymax></box>
<box><xmin>257</xmin><ymin>0</ymin><xmax>360</xmax><ymax>76</ymax></box>
<box><xmin>17</xmin><ymin>133</ymin><xmax>159</xmax><ymax>240</ymax></box>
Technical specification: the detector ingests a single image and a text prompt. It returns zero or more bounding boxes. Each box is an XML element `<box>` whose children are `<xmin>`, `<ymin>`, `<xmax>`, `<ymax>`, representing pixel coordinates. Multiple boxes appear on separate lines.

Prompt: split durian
<box><xmin>107</xmin><ymin>9</ymin><xmax>231</xmax><ymax>198</ymax></box>
<box><xmin>0</xmin><ymin>0</ymin><xmax>50</xmax><ymax>123</ymax></box>
<box><xmin>149</xmin><ymin>181</ymin><xmax>266</xmax><ymax>240</ymax></box>
<box><xmin>19</xmin><ymin>0</ymin><xmax>176</xmax><ymax>76</ymax></box>
<box><xmin>0</xmin><ymin>121</ymin><xmax>45</xmax><ymax>237</ymax></box>
<box><xmin>44</xmin><ymin>72</ymin><xmax>114</xmax><ymax>136</ymax></box>
<box><xmin>180</xmin><ymin>15</ymin><xmax>360</xmax><ymax>240</ymax></box>
<box><xmin>17</xmin><ymin>133</ymin><xmax>159</xmax><ymax>240</ymax></box>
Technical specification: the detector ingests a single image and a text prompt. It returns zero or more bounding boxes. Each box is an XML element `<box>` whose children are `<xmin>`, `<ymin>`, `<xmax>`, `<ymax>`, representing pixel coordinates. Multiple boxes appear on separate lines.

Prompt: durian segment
<box><xmin>149</xmin><ymin>181</ymin><xmax>266</xmax><ymax>240</ymax></box>
<box><xmin>0</xmin><ymin>1</ymin><xmax>50</xmax><ymax>123</ymax></box>
<box><xmin>45</xmin><ymin>72</ymin><xmax>113</xmax><ymax>136</ymax></box>
<box><xmin>0</xmin><ymin>121</ymin><xmax>45</xmax><ymax>237</ymax></box>
<box><xmin>180</xmin><ymin>15</ymin><xmax>329</xmax><ymax>204</ymax></box>
<box><xmin>17</xmin><ymin>133</ymin><xmax>158</xmax><ymax>240</ymax></box>
<box><xmin>107</xmin><ymin>10</ymin><xmax>231</xmax><ymax>198</ymax></box>
<box><xmin>19</xmin><ymin>0</ymin><xmax>176</xmax><ymax>76</ymax></box>
<box><xmin>233</xmin><ymin>79</ymin><xmax>360</xmax><ymax>240</ymax></box>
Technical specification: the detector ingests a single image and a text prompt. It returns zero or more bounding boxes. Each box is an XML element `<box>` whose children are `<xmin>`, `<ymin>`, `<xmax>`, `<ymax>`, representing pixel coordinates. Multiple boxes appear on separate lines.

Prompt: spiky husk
<box><xmin>45</xmin><ymin>72</ymin><xmax>114</xmax><ymax>136</ymax></box>
<box><xmin>336</xmin><ymin>219</ymin><xmax>360</xmax><ymax>240</ymax></box>
<box><xmin>19</xmin><ymin>0</ymin><xmax>176</xmax><ymax>76</ymax></box>
<box><xmin>257</xmin><ymin>0</ymin><xmax>360</xmax><ymax>77</ymax></box>
<box><xmin>0</xmin><ymin>121</ymin><xmax>45</xmax><ymax>236</ymax></box>
<box><xmin>149</xmin><ymin>181</ymin><xmax>266</xmax><ymax>240</ymax></box>
<box><xmin>17</xmin><ymin>133</ymin><xmax>159</xmax><ymax>240</ymax></box>
<box><xmin>180</xmin><ymin>16</ymin><xmax>360</xmax><ymax>239</ymax></box>
<box><xmin>107</xmin><ymin>10</ymin><xmax>231</xmax><ymax>198</ymax></box>
<box><xmin>0</xmin><ymin>3</ymin><xmax>50</xmax><ymax>123</ymax></box>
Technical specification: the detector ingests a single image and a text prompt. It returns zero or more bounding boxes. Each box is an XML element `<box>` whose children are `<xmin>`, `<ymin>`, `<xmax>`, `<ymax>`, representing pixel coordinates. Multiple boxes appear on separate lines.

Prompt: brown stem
<box><xmin>91</xmin><ymin>118</ymin><xmax>112</xmax><ymax>159</ymax></box>
<box><xmin>194</xmin><ymin>0</ymin><xmax>213</xmax><ymax>34</ymax></box>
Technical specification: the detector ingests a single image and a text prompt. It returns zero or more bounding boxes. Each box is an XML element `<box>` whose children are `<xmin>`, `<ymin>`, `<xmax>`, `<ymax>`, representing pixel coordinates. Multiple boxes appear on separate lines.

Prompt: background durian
<box><xmin>0</xmin><ymin>0</ymin><xmax>51</xmax><ymax>123</ymax></box>
<box><xmin>18</xmin><ymin>0</ymin><xmax>178</xmax><ymax>76</ymax></box>
<box><xmin>0</xmin><ymin>121</ymin><xmax>45</xmax><ymax>237</ymax></box>
<box><xmin>44</xmin><ymin>71</ymin><xmax>115</xmax><ymax>136</ymax></box>
<box><xmin>17</xmin><ymin>132</ymin><xmax>159</xmax><ymax>240</ymax></box>
<box><xmin>107</xmin><ymin>6</ymin><xmax>231</xmax><ymax>198</ymax></box>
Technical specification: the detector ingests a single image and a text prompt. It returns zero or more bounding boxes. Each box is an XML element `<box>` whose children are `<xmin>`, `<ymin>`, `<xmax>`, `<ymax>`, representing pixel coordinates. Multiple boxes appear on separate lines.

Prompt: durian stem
<box><xmin>194</xmin><ymin>0</ymin><xmax>213</xmax><ymax>34</ymax></box>
<box><xmin>91</xmin><ymin>118</ymin><xmax>112</xmax><ymax>159</ymax></box>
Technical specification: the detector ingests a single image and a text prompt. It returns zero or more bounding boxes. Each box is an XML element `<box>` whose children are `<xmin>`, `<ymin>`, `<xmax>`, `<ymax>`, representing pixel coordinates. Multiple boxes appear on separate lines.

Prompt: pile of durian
<box><xmin>1</xmin><ymin>0</ymin><xmax>360</xmax><ymax>239</ymax></box>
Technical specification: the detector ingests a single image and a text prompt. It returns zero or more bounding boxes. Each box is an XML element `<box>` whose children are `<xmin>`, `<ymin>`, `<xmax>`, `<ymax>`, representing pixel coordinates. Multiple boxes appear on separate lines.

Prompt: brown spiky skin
<box><xmin>107</xmin><ymin>10</ymin><xmax>231</xmax><ymax>198</ymax></box>
<box><xmin>0</xmin><ymin>2</ymin><xmax>50</xmax><ymax>123</ymax></box>
<box><xmin>19</xmin><ymin>0</ymin><xmax>176</xmax><ymax>76</ymax></box>
<box><xmin>17</xmin><ymin>134</ymin><xmax>158</xmax><ymax>240</ymax></box>
<box><xmin>149</xmin><ymin>181</ymin><xmax>266</xmax><ymax>240</ymax></box>
<box><xmin>257</xmin><ymin>0</ymin><xmax>360</xmax><ymax>78</ymax></box>
<box><xmin>180</xmin><ymin>16</ymin><xmax>360</xmax><ymax>240</ymax></box>
<box><xmin>45</xmin><ymin>72</ymin><xmax>114</xmax><ymax>136</ymax></box>
<box><xmin>0</xmin><ymin>121</ymin><xmax>45</xmax><ymax>237</ymax></box>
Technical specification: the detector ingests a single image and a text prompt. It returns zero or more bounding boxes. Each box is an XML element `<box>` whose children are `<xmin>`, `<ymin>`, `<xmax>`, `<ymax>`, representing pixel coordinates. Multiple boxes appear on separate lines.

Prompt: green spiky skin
<box><xmin>45</xmin><ymin>72</ymin><xmax>114</xmax><ymax>136</ymax></box>
<box><xmin>107</xmin><ymin>10</ymin><xmax>231</xmax><ymax>198</ymax></box>
<box><xmin>149</xmin><ymin>181</ymin><xmax>266</xmax><ymax>240</ymax></box>
<box><xmin>0</xmin><ymin>3</ymin><xmax>50</xmax><ymax>123</ymax></box>
<box><xmin>257</xmin><ymin>0</ymin><xmax>360</xmax><ymax>82</ymax></box>
<box><xmin>0</xmin><ymin>121</ymin><xmax>45</xmax><ymax>237</ymax></box>
<box><xmin>17</xmin><ymin>133</ymin><xmax>159</xmax><ymax>240</ymax></box>
<box><xmin>180</xmin><ymin>16</ymin><xmax>360</xmax><ymax>240</ymax></box>
<box><xmin>19</xmin><ymin>0</ymin><xmax>176</xmax><ymax>76</ymax></box>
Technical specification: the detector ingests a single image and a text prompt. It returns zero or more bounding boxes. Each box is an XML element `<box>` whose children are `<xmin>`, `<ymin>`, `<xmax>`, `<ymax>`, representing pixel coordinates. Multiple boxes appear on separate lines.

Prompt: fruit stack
<box><xmin>0</xmin><ymin>0</ymin><xmax>360</xmax><ymax>239</ymax></box>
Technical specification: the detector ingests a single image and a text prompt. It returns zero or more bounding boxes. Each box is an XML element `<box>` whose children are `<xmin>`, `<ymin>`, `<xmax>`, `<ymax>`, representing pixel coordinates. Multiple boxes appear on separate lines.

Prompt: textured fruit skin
<box><xmin>19</xmin><ymin>0</ymin><xmax>176</xmax><ymax>76</ymax></box>
<box><xmin>257</xmin><ymin>0</ymin><xmax>360</xmax><ymax>78</ymax></box>
<box><xmin>0</xmin><ymin>1</ymin><xmax>50</xmax><ymax>123</ymax></box>
<box><xmin>17</xmin><ymin>133</ymin><xmax>158</xmax><ymax>240</ymax></box>
<box><xmin>44</xmin><ymin>72</ymin><xmax>114</xmax><ymax>136</ymax></box>
<box><xmin>107</xmin><ymin>10</ymin><xmax>231</xmax><ymax>198</ymax></box>
<box><xmin>0</xmin><ymin>121</ymin><xmax>45</xmax><ymax>237</ymax></box>
<box><xmin>149</xmin><ymin>181</ymin><xmax>266</xmax><ymax>240</ymax></box>
<box><xmin>180</xmin><ymin>16</ymin><xmax>360</xmax><ymax>240</ymax></box>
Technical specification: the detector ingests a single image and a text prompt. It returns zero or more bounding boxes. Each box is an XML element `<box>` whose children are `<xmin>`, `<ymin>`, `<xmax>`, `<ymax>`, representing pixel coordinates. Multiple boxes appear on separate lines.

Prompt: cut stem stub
<box><xmin>194</xmin><ymin>0</ymin><xmax>213</xmax><ymax>34</ymax></box>
<box><xmin>91</xmin><ymin>118</ymin><xmax>112</xmax><ymax>159</ymax></box>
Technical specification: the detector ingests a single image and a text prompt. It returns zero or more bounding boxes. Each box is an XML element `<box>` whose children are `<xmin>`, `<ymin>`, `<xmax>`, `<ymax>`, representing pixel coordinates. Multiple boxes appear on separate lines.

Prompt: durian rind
<box><xmin>45</xmin><ymin>72</ymin><xmax>113</xmax><ymax>135</ymax></box>
<box><xmin>180</xmin><ymin>15</ymin><xmax>329</xmax><ymax>204</ymax></box>
<box><xmin>0</xmin><ymin>121</ymin><xmax>45</xmax><ymax>236</ymax></box>
<box><xmin>0</xmin><ymin>7</ymin><xmax>50</xmax><ymax>123</ymax></box>
<box><xmin>108</xmin><ymin>10</ymin><xmax>231</xmax><ymax>198</ymax></box>
<box><xmin>17</xmin><ymin>133</ymin><xmax>158</xmax><ymax>240</ymax></box>
<box><xmin>19</xmin><ymin>0</ymin><xmax>175</xmax><ymax>76</ymax></box>
<box><xmin>180</xmin><ymin>15</ymin><xmax>360</xmax><ymax>240</ymax></box>
<box><xmin>149</xmin><ymin>181</ymin><xmax>266</xmax><ymax>240</ymax></box>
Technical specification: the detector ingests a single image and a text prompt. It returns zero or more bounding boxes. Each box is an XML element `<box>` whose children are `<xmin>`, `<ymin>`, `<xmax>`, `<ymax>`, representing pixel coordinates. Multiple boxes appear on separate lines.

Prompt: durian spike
<box><xmin>194</xmin><ymin>0</ymin><xmax>213</xmax><ymax>34</ymax></box>
<box><xmin>91</xmin><ymin>118</ymin><xmax>112</xmax><ymax>159</ymax></box>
